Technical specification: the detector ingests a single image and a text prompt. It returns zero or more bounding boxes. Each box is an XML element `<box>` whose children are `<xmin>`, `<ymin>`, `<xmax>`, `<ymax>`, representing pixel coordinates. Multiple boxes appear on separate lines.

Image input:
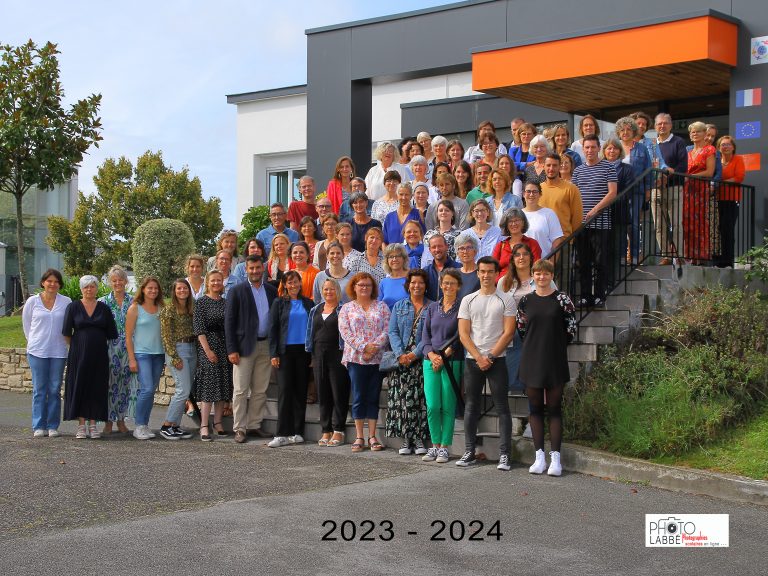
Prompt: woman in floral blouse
<box><xmin>338</xmin><ymin>272</ymin><xmax>391</xmax><ymax>453</ymax></box>
<box><xmin>98</xmin><ymin>265</ymin><xmax>137</xmax><ymax>435</ymax></box>
<box><xmin>158</xmin><ymin>279</ymin><xmax>196</xmax><ymax>440</ymax></box>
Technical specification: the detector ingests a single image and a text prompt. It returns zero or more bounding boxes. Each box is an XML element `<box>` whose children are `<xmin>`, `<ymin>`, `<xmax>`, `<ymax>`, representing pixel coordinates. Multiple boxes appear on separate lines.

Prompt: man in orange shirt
<box><xmin>539</xmin><ymin>153</ymin><xmax>583</xmax><ymax>239</ymax></box>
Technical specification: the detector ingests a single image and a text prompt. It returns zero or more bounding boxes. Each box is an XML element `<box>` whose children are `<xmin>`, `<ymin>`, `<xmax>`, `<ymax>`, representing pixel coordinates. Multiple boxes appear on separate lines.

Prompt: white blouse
<box><xmin>22</xmin><ymin>293</ymin><xmax>72</xmax><ymax>358</ymax></box>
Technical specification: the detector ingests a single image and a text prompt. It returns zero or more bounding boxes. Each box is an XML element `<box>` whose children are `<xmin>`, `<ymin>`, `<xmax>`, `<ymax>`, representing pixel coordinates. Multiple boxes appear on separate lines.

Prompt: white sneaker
<box><xmin>436</xmin><ymin>448</ymin><xmax>450</xmax><ymax>463</ymax></box>
<box><xmin>413</xmin><ymin>439</ymin><xmax>428</xmax><ymax>455</ymax></box>
<box><xmin>89</xmin><ymin>424</ymin><xmax>101</xmax><ymax>440</ymax></box>
<box><xmin>421</xmin><ymin>447</ymin><xmax>438</xmax><ymax>461</ymax></box>
<box><xmin>497</xmin><ymin>454</ymin><xmax>511</xmax><ymax>471</ymax></box>
<box><xmin>145</xmin><ymin>427</ymin><xmax>156</xmax><ymax>439</ymax></box>
<box><xmin>268</xmin><ymin>436</ymin><xmax>289</xmax><ymax>448</ymax></box>
<box><xmin>529</xmin><ymin>449</ymin><xmax>547</xmax><ymax>474</ymax></box>
<box><xmin>547</xmin><ymin>451</ymin><xmax>562</xmax><ymax>477</ymax></box>
<box><xmin>133</xmin><ymin>425</ymin><xmax>152</xmax><ymax>440</ymax></box>
<box><xmin>47</xmin><ymin>429</ymin><xmax>60</xmax><ymax>438</ymax></box>
<box><xmin>33</xmin><ymin>429</ymin><xmax>45</xmax><ymax>438</ymax></box>
<box><xmin>75</xmin><ymin>425</ymin><xmax>87</xmax><ymax>439</ymax></box>
<box><xmin>288</xmin><ymin>434</ymin><xmax>304</xmax><ymax>444</ymax></box>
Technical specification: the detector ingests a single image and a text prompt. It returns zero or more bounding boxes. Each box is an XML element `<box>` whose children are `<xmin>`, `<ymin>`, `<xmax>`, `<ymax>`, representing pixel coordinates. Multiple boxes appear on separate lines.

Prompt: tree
<box><xmin>238</xmin><ymin>205</ymin><xmax>270</xmax><ymax>248</ymax></box>
<box><xmin>47</xmin><ymin>150</ymin><xmax>223</xmax><ymax>277</ymax></box>
<box><xmin>132</xmin><ymin>219</ymin><xmax>195</xmax><ymax>293</ymax></box>
<box><xmin>0</xmin><ymin>40</ymin><xmax>102</xmax><ymax>300</ymax></box>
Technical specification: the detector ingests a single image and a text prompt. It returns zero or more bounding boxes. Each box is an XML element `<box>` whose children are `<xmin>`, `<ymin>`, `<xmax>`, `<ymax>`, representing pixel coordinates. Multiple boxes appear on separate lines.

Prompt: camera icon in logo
<box><xmin>662</xmin><ymin>517</ymin><xmax>682</xmax><ymax>534</ymax></box>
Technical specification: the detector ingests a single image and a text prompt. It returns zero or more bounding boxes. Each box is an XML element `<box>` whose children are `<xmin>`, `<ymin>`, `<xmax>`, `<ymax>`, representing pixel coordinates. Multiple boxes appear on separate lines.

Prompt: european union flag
<box><xmin>735</xmin><ymin>121</ymin><xmax>761</xmax><ymax>139</ymax></box>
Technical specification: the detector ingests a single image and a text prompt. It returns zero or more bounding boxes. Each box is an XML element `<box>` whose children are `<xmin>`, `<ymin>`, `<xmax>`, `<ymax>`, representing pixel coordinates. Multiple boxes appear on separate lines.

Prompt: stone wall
<box><xmin>0</xmin><ymin>347</ymin><xmax>177</xmax><ymax>406</ymax></box>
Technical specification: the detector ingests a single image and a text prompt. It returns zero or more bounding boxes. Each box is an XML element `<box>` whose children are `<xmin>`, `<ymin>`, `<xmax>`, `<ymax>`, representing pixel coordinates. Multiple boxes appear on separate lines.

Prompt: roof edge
<box><xmin>471</xmin><ymin>9</ymin><xmax>740</xmax><ymax>54</ymax></box>
<box><xmin>226</xmin><ymin>84</ymin><xmax>307</xmax><ymax>104</ymax></box>
<box><xmin>305</xmin><ymin>0</ymin><xmax>494</xmax><ymax>35</ymax></box>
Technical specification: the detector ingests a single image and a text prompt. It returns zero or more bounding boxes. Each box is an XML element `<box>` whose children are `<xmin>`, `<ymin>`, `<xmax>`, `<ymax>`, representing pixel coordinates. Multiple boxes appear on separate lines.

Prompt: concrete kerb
<box><xmin>515</xmin><ymin>438</ymin><xmax>768</xmax><ymax>506</ymax></box>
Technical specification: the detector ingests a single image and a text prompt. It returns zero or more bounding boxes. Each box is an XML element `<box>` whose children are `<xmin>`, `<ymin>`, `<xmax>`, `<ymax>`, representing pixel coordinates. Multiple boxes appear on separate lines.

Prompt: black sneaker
<box><xmin>173</xmin><ymin>426</ymin><xmax>193</xmax><ymax>439</ymax></box>
<box><xmin>455</xmin><ymin>451</ymin><xmax>477</xmax><ymax>467</ymax></box>
<box><xmin>160</xmin><ymin>425</ymin><xmax>180</xmax><ymax>440</ymax></box>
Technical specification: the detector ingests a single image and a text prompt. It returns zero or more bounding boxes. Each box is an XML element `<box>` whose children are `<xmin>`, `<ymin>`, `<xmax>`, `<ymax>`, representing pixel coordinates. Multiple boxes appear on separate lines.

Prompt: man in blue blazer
<box><xmin>225</xmin><ymin>255</ymin><xmax>278</xmax><ymax>443</ymax></box>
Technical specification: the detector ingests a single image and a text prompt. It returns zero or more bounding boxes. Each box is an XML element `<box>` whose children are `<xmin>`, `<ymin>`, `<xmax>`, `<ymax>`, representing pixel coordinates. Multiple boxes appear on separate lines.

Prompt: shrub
<box><xmin>565</xmin><ymin>288</ymin><xmax>768</xmax><ymax>458</ymax></box>
<box><xmin>737</xmin><ymin>233</ymin><xmax>768</xmax><ymax>282</ymax></box>
<box><xmin>56</xmin><ymin>277</ymin><xmax>111</xmax><ymax>301</ymax></box>
<box><xmin>239</xmin><ymin>205</ymin><xmax>270</xmax><ymax>249</ymax></box>
<box><xmin>132</xmin><ymin>219</ymin><xmax>195</xmax><ymax>293</ymax></box>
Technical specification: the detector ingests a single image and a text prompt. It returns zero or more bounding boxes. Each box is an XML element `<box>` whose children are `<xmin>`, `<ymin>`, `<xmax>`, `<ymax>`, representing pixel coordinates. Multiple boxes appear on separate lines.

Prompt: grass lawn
<box><xmin>651</xmin><ymin>405</ymin><xmax>768</xmax><ymax>481</ymax></box>
<box><xmin>0</xmin><ymin>316</ymin><xmax>26</xmax><ymax>348</ymax></box>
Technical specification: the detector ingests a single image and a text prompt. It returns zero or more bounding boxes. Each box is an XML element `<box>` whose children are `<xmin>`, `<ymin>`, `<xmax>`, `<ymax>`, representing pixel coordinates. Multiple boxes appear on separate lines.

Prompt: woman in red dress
<box><xmin>683</xmin><ymin>121</ymin><xmax>716</xmax><ymax>263</ymax></box>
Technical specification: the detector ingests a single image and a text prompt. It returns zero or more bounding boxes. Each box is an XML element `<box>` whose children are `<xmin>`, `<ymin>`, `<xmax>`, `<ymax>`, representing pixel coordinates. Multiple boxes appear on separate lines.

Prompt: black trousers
<box><xmin>715</xmin><ymin>200</ymin><xmax>739</xmax><ymax>267</ymax></box>
<box><xmin>277</xmin><ymin>345</ymin><xmax>310</xmax><ymax>437</ymax></box>
<box><xmin>313</xmin><ymin>345</ymin><xmax>351</xmax><ymax>433</ymax></box>
<box><xmin>577</xmin><ymin>228</ymin><xmax>613</xmax><ymax>302</ymax></box>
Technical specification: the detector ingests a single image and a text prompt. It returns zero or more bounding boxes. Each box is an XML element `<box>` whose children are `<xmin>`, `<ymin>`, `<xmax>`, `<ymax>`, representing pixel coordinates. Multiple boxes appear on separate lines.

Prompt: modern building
<box><xmin>227</xmin><ymin>0</ymin><xmax>764</xmax><ymax>236</ymax></box>
<box><xmin>0</xmin><ymin>178</ymin><xmax>77</xmax><ymax>310</ymax></box>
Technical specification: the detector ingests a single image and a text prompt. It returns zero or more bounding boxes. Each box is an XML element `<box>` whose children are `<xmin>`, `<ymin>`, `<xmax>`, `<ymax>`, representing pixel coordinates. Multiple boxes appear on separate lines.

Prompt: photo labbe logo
<box><xmin>645</xmin><ymin>514</ymin><xmax>728</xmax><ymax>547</ymax></box>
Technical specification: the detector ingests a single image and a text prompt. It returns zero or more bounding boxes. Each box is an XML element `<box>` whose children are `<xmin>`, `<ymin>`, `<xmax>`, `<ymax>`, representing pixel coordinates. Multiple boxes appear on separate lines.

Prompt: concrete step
<box><xmin>628</xmin><ymin>265</ymin><xmax>676</xmax><ymax>281</ymax></box>
<box><xmin>615</xmin><ymin>279</ymin><xmax>660</xmax><ymax>296</ymax></box>
<box><xmin>603</xmin><ymin>294</ymin><xmax>645</xmax><ymax>313</ymax></box>
<box><xmin>567</xmin><ymin>343</ymin><xmax>597</xmax><ymax>362</ymax></box>
<box><xmin>579</xmin><ymin>309</ymin><xmax>630</xmax><ymax>327</ymax></box>
<box><xmin>577</xmin><ymin>326</ymin><xmax>615</xmax><ymax>345</ymax></box>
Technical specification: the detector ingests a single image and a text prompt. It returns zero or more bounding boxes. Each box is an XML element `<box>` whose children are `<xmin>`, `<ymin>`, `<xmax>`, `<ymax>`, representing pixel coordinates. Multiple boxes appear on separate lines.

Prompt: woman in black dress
<box><xmin>516</xmin><ymin>259</ymin><xmax>576</xmax><ymax>477</ymax></box>
<box><xmin>62</xmin><ymin>275</ymin><xmax>118</xmax><ymax>439</ymax></box>
<box><xmin>193</xmin><ymin>269</ymin><xmax>233</xmax><ymax>441</ymax></box>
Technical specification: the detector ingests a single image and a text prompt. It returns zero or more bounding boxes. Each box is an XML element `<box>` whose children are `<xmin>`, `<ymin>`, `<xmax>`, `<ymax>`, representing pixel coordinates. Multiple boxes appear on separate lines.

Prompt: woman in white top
<box><xmin>371</xmin><ymin>170</ymin><xmax>402</xmax><ymax>223</ymax></box>
<box><xmin>22</xmin><ymin>268</ymin><xmax>72</xmax><ymax>438</ymax></box>
<box><xmin>364</xmin><ymin>141</ymin><xmax>409</xmax><ymax>201</ymax></box>
<box><xmin>521</xmin><ymin>181</ymin><xmax>564</xmax><ymax>258</ymax></box>
<box><xmin>465</xmin><ymin>199</ymin><xmax>501</xmax><ymax>260</ymax></box>
<box><xmin>185</xmin><ymin>254</ymin><xmax>206</xmax><ymax>301</ymax></box>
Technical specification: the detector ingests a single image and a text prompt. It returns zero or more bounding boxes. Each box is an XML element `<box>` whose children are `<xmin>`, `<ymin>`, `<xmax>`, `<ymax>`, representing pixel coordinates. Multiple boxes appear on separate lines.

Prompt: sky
<box><xmin>1</xmin><ymin>0</ymin><xmax>449</xmax><ymax>228</ymax></box>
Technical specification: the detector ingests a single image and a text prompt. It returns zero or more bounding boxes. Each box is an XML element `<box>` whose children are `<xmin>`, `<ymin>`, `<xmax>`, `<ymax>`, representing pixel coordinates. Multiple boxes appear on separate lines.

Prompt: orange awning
<box><xmin>472</xmin><ymin>14</ymin><xmax>738</xmax><ymax>113</ymax></box>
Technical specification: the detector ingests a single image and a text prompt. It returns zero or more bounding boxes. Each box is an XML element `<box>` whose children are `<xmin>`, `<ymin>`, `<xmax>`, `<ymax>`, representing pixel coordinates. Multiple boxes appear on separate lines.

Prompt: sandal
<box><xmin>200</xmin><ymin>425</ymin><xmax>212</xmax><ymax>442</ymax></box>
<box><xmin>351</xmin><ymin>437</ymin><xmax>365</xmax><ymax>452</ymax></box>
<box><xmin>368</xmin><ymin>436</ymin><xmax>384</xmax><ymax>452</ymax></box>
<box><xmin>328</xmin><ymin>432</ymin><xmax>345</xmax><ymax>447</ymax></box>
<box><xmin>318</xmin><ymin>433</ymin><xmax>332</xmax><ymax>446</ymax></box>
<box><xmin>213</xmin><ymin>421</ymin><xmax>229</xmax><ymax>436</ymax></box>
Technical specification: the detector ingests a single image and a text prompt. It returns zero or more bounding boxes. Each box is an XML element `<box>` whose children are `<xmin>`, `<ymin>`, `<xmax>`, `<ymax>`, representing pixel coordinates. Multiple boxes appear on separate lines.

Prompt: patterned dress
<box><xmin>385</xmin><ymin>304</ymin><xmax>429</xmax><ymax>441</ymax></box>
<box><xmin>684</xmin><ymin>145</ymin><xmax>716</xmax><ymax>261</ymax></box>
<box><xmin>99</xmin><ymin>292</ymin><xmax>137</xmax><ymax>421</ymax></box>
<box><xmin>193</xmin><ymin>295</ymin><xmax>233</xmax><ymax>402</ymax></box>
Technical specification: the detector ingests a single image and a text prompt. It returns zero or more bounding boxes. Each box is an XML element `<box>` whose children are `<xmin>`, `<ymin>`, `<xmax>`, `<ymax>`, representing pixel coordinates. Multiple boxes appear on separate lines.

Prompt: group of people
<box><xmin>22</xmin><ymin>110</ymin><xmax>744</xmax><ymax>475</ymax></box>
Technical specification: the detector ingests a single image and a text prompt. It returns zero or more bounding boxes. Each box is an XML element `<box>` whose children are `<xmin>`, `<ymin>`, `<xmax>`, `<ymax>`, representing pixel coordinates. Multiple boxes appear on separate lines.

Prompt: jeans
<box><xmin>28</xmin><ymin>354</ymin><xmax>66</xmax><ymax>431</ymax></box>
<box><xmin>347</xmin><ymin>363</ymin><xmax>383</xmax><ymax>420</ymax></box>
<box><xmin>505</xmin><ymin>330</ymin><xmax>524</xmax><ymax>392</ymax></box>
<box><xmin>463</xmin><ymin>359</ymin><xmax>511</xmax><ymax>457</ymax></box>
<box><xmin>164</xmin><ymin>343</ymin><xmax>197</xmax><ymax>425</ymax></box>
<box><xmin>135</xmin><ymin>353</ymin><xmax>165</xmax><ymax>426</ymax></box>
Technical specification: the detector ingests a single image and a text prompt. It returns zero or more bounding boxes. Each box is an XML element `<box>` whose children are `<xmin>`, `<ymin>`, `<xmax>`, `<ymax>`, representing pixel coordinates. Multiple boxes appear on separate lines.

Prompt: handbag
<box><xmin>379</xmin><ymin>350</ymin><xmax>399</xmax><ymax>372</ymax></box>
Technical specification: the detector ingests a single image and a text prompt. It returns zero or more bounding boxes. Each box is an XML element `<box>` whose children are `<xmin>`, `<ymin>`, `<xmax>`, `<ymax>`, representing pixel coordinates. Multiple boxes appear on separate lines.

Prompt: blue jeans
<box><xmin>505</xmin><ymin>331</ymin><xmax>524</xmax><ymax>392</ymax></box>
<box><xmin>134</xmin><ymin>353</ymin><xmax>165</xmax><ymax>426</ymax></box>
<box><xmin>164</xmin><ymin>343</ymin><xmax>197</xmax><ymax>425</ymax></box>
<box><xmin>28</xmin><ymin>354</ymin><xmax>66</xmax><ymax>431</ymax></box>
<box><xmin>347</xmin><ymin>363</ymin><xmax>383</xmax><ymax>420</ymax></box>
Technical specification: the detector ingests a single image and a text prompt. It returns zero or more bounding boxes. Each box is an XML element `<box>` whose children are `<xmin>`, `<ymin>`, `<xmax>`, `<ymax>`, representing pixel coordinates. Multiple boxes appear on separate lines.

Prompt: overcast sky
<box><xmin>1</xmin><ymin>0</ymin><xmax>448</xmax><ymax>228</ymax></box>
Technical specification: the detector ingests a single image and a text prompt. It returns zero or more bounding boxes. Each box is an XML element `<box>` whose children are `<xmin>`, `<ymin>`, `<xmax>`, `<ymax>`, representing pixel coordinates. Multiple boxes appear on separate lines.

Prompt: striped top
<box><xmin>571</xmin><ymin>159</ymin><xmax>617</xmax><ymax>229</ymax></box>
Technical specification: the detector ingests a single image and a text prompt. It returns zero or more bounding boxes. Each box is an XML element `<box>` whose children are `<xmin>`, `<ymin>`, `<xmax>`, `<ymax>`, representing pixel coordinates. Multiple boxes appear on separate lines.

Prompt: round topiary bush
<box><xmin>132</xmin><ymin>219</ymin><xmax>195</xmax><ymax>293</ymax></box>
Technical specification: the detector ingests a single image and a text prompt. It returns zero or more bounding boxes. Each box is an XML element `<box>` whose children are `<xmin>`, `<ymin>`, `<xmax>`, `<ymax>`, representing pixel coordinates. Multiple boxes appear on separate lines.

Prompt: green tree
<box><xmin>132</xmin><ymin>219</ymin><xmax>195</xmax><ymax>293</ymax></box>
<box><xmin>47</xmin><ymin>150</ymin><xmax>223</xmax><ymax>277</ymax></box>
<box><xmin>238</xmin><ymin>205</ymin><xmax>270</xmax><ymax>248</ymax></box>
<box><xmin>0</xmin><ymin>40</ymin><xmax>102</xmax><ymax>299</ymax></box>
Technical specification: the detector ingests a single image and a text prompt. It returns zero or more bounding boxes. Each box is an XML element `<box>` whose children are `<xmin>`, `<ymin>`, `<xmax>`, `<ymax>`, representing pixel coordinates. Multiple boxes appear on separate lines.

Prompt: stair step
<box><xmin>628</xmin><ymin>265</ymin><xmax>676</xmax><ymax>281</ymax></box>
<box><xmin>579</xmin><ymin>309</ymin><xmax>630</xmax><ymax>327</ymax></box>
<box><xmin>578</xmin><ymin>326</ymin><xmax>615</xmax><ymax>345</ymax></box>
<box><xmin>616</xmin><ymin>279</ymin><xmax>659</xmax><ymax>295</ymax></box>
<box><xmin>567</xmin><ymin>343</ymin><xmax>597</xmax><ymax>362</ymax></box>
<box><xmin>604</xmin><ymin>294</ymin><xmax>645</xmax><ymax>312</ymax></box>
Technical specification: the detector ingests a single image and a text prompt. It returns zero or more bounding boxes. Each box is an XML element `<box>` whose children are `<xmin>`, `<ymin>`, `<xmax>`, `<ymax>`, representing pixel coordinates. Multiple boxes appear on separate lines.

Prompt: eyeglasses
<box><xmin>270</xmin><ymin>212</ymin><xmax>286</xmax><ymax>217</ymax></box>
<box><xmin>387</xmin><ymin>254</ymin><xmax>403</xmax><ymax>259</ymax></box>
<box><xmin>317</xmin><ymin>204</ymin><xmax>331</xmax><ymax>210</ymax></box>
<box><xmin>524</xmin><ymin>190</ymin><xmax>540</xmax><ymax>195</ymax></box>
<box><xmin>456</xmin><ymin>245</ymin><xmax>475</xmax><ymax>252</ymax></box>
<box><xmin>513</xmin><ymin>252</ymin><xmax>530</xmax><ymax>258</ymax></box>
<box><xmin>356</xmin><ymin>283</ymin><xmax>372</xmax><ymax>289</ymax></box>
<box><xmin>508</xmin><ymin>219</ymin><xmax>523</xmax><ymax>225</ymax></box>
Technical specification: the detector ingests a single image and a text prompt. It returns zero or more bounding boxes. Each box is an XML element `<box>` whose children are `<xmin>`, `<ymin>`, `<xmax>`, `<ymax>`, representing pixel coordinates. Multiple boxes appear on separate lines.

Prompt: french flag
<box><xmin>736</xmin><ymin>88</ymin><xmax>762</xmax><ymax>107</ymax></box>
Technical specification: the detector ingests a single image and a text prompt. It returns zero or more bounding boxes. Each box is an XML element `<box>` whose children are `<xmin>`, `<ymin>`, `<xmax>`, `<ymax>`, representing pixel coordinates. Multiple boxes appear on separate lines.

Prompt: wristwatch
<box><xmin>487</xmin><ymin>353</ymin><xmax>496</xmax><ymax>362</ymax></box>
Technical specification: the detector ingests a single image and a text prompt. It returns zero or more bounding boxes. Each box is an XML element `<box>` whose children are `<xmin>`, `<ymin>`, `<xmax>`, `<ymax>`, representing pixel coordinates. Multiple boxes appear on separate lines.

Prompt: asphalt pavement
<box><xmin>1</xmin><ymin>390</ymin><xmax>766</xmax><ymax>575</ymax></box>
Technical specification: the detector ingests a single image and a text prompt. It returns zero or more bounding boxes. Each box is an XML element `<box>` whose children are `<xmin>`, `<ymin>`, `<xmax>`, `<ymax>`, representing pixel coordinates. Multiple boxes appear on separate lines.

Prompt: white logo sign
<box><xmin>646</xmin><ymin>514</ymin><xmax>729</xmax><ymax>547</ymax></box>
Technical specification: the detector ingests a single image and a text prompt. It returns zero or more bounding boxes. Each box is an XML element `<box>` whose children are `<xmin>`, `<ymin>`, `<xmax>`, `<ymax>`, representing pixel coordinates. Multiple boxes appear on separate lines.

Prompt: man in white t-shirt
<box><xmin>457</xmin><ymin>256</ymin><xmax>516</xmax><ymax>470</ymax></box>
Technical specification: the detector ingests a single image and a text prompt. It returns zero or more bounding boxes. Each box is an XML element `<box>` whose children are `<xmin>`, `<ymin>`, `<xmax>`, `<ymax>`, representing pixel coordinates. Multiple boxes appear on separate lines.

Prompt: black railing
<box><xmin>549</xmin><ymin>167</ymin><xmax>756</xmax><ymax>324</ymax></box>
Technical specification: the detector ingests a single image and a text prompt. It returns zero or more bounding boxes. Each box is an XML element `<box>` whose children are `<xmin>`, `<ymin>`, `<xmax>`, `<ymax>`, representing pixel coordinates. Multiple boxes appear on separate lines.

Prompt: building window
<box><xmin>268</xmin><ymin>168</ymin><xmax>306</xmax><ymax>207</ymax></box>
